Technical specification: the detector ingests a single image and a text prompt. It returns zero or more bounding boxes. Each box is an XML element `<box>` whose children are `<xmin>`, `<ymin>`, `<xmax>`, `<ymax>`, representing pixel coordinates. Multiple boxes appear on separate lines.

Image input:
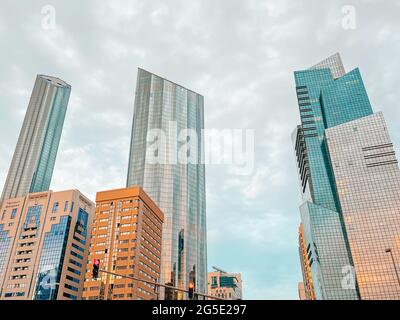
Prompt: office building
<box><xmin>292</xmin><ymin>53</ymin><xmax>367</xmax><ymax>300</ymax></box>
<box><xmin>292</xmin><ymin>53</ymin><xmax>400</xmax><ymax>299</ymax></box>
<box><xmin>207</xmin><ymin>267</ymin><xmax>242</xmax><ymax>300</ymax></box>
<box><xmin>1</xmin><ymin>75</ymin><xmax>71</xmax><ymax>204</ymax></box>
<box><xmin>126</xmin><ymin>68</ymin><xmax>207</xmax><ymax>297</ymax></box>
<box><xmin>325</xmin><ymin>112</ymin><xmax>400</xmax><ymax>299</ymax></box>
<box><xmin>0</xmin><ymin>189</ymin><xmax>94</xmax><ymax>300</ymax></box>
<box><xmin>83</xmin><ymin>187</ymin><xmax>164</xmax><ymax>300</ymax></box>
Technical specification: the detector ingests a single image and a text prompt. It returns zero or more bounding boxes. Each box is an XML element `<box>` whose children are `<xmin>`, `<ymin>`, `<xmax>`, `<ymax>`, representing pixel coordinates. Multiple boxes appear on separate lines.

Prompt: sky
<box><xmin>0</xmin><ymin>0</ymin><xmax>400</xmax><ymax>299</ymax></box>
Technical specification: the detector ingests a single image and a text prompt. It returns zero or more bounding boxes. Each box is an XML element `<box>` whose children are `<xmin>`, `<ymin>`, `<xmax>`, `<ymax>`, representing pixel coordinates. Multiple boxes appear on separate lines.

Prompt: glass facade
<box><xmin>294</xmin><ymin>53</ymin><xmax>400</xmax><ymax>300</ymax></box>
<box><xmin>74</xmin><ymin>208</ymin><xmax>88</xmax><ymax>244</ymax></box>
<box><xmin>292</xmin><ymin>53</ymin><xmax>375</xmax><ymax>299</ymax></box>
<box><xmin>1</xmin><ymin>75</ymin><xmax>71</xmax><ymax>203</ymax></box>
<box><xmin>126</xmin><ymin>69</ymin><xmax>207</xmax><ymax>297</ymax></box>
<box><xmin>33</xmin><ymin>216</ymin><xmax>71</xmax><ymax>300</ymax></box>
<box><xmin>326</xmin><ymin>112</ymin><xmax>400</xmax><ymax>299</ymax></box>
<box><xmin>0</xmin><ymin>224</ymin><xmax>12</xmax><ymax>281</ymax></box>
<box><xmin>22</xmin><ymin>205</ymin><xmax>43</xmax><ymax>237</ymax></box>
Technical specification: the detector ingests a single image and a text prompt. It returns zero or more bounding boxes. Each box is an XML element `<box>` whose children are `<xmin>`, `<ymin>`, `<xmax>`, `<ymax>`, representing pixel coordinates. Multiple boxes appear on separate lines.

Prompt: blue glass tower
<box><xmin>1</xmin><ymin>75</ymin><xmax>71</xmax><ymax>203</ymax></box>
<box><xmin>126</xmin><ymin>68</ymin><xmax>207</xmax><ymax>298</ymax></box>
<box><xmin>292</xmin><ymin>53</ymin><xmax>373</xmax><ymax>299</ymax></box>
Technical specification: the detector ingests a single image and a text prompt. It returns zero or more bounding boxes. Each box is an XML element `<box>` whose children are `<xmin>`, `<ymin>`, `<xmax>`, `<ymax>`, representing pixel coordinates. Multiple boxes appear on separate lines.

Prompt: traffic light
<box><xmin>92</xmin><ymin>259</ymin><xmax>100</xmax><ymax>279</ymax></box>
<box><xmin>188</xmin><ymin>282</ymin><xmax>194</xmax><ymax>299</ymax></box>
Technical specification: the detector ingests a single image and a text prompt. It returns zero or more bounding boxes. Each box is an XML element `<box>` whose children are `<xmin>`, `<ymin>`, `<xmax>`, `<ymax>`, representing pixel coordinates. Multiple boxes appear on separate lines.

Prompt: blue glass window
<box><xmin>52</xmin><ymin>202</ymin><xmax>59</xmax><ymax>213</ymax></box>
<box><xmin>33</xmin><ymin>216</ymin><xmax>71</xmax><ymax>300</ymax></box>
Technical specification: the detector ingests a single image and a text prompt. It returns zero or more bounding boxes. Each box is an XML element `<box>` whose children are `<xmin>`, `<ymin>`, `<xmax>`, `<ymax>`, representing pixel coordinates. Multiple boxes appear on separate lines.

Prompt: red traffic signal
<box><xmin>188</xmin><ymin>282</ymin><xmax>194</xmax><ymax>299</ymax></box>
<box><xmin>92</xmin><ymin>259</ymin><xmax>100</xmax><ymax>279</ymax></box>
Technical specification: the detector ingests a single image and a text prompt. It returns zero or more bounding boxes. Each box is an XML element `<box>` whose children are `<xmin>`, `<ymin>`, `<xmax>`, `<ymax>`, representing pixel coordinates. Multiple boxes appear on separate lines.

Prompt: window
<box><xmin>63</xmin><ymin>292</ymin><xmax>77</xmax><ymax>300</ymax></box>
<box><xmin>67</xmin><ymin>266</ymin><xmax>81</xmax><ymax>275</ymax></box>
<box><xmin>64</xmin><ymin>284</ymin><xmax>79</xmax><ymax>292</ymax></box>
<box><xmin>64</xmin><ymin>201</ymin><xmax>69</xmax><ymax>212</ymax></box>
<box><xmin>71</xmin><ymin>243</ymin><xmax>84</xmax><ymax>253</ymax></box>
<box><xmin>52</xmin><ymin>202</ymin><xmax>59</xmax><ymax>213</ymax></box>
<box><xmin>11</xmin><ymin>208</ymin><xmax>17</xmax><ymax>219</ymax></box>
<box><xmin>66</xmin><ymin>275</ymin><xmax>80</xmax><ymax>284</ymax></box>
<box><xmin>211</xmin><ymin>276</ymin><xmax>218</xmax><ymax>288</ymax></box>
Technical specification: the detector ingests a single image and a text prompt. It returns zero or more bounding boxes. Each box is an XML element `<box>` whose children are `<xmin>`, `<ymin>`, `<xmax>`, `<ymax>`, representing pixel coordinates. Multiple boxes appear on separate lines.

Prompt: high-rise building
<box><xmin>83</xmin><ymin>187</ymin><xmax>164</xmax><ymax>300</ymax></box>
<box><xmin>0</xmin><ymin>189</ymin><xmax>94</xmax><ymax>300</ymax></box>
<box><xmin>1</xmin><ymin>75</ymin><xmax>71</xmax><ymax>205</ymax></box>
<box><xmin>126</xmin><ymin>68</ymin><xmax>207</xmax><ymax>298</ymax></box>
<box><xmin>292</xmin><ymin>53</ymin><xmax>400</xmax><ymax>300</ymax></box>
<box><xmin>207</xmin><ymin>267</ymin><xmax>242</xmax><ymax>300</ymax></box>
<box><xmin>325</xmin><ymin>112</ymin><xmax>400</xmax><ymax>299</ymax></box>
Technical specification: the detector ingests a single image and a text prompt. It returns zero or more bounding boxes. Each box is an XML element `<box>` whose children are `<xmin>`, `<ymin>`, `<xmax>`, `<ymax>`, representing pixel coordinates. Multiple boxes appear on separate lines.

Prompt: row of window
<box><xmin>1</xmin><ymin>208</ymin><xmax>18</xmax><ymax>221</ymax></box>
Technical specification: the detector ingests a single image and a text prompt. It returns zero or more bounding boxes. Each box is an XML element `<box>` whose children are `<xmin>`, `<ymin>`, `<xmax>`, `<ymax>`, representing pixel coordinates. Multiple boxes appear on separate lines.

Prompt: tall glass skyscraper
<box><xmin>293</xmin><ymin>53</ymin><xmax>400</xmax><ymax>300</ymax></box>
<box><xmin>325</xmin><ymin>112</ymin><xmax>400</xmax><ymax>299</ymax></box>
<box><xmin>1</xmin><ymin>75</ymin><xmax>71</xmax><ymax>204</ymax></box>
<box><xmin>126</xmin><ymin>68</ymin><xmax>207</xmax><ymax>298</ymax></box>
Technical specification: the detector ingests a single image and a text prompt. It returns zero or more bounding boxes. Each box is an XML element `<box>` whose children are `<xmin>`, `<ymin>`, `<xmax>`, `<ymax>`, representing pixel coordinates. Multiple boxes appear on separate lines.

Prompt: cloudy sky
<box><xmin>0</xmin><ymin>0</ymin><xmax>399</xmax><ymax>299</ymax></box>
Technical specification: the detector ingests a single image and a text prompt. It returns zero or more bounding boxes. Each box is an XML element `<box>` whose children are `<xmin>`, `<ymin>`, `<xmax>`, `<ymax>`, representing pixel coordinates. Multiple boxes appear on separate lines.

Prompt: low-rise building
<box><xmin>0</xmin><ymin>189</ymin><xmax>94</xmax><ymax>300</ymax></box>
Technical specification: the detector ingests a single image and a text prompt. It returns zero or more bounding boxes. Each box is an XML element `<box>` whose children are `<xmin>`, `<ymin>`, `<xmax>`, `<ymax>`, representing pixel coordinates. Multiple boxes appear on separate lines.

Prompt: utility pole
<box><xmin>385</xmin><ymin>248</ymin><xmax>400</xmax><ymax>289</ymax></box>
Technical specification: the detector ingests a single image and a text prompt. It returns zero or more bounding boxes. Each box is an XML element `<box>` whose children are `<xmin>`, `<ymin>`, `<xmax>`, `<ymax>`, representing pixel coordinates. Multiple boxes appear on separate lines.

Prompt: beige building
<box><xmin>83</xmin><ymin>186</ymin><xmax>164</xmax><ymax>300</ymax></box>
<box><xmin>298</xmin><ymin>282</ymin><xmax>307</xmax><ymax>300</ymax></box>
<box><xmin>0</xmin><ymin>189</ymin><xmax>94</xmax><ymax>300</ymax></box>
<box><xmin>208</xmin><ymin>267</ymin><xmax>242</xmax><ymax>300</ymax></box>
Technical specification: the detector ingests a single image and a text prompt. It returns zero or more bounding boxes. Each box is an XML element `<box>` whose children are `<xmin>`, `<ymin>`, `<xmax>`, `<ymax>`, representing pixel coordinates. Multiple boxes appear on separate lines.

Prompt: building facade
<box><xmin>325</xmin><ymin>112</ymin><xmax>400</xmax><ymax>299</ymax></box>
<box><xmin>293</xmin><ymin>53</ymin><xmax>400</xmax><ymax>300</ymax></box>
<box><xmin>126</xmin><ymin>68</ymin><xmax>207</xmax><ymax>297</ymax></box>
<box><xmin>83</xmin><ymin>187</ymin><xmax>164</xmax><ymax>300</ymax></box>
<box><xmin>207</xmin><ymin>268</ymin><xmax>242</xmax><ymax>300</ymax></box>
<box><xmin>292</xmin><ymin>53</ymin><xmax>370</xmax><ymax>300</ymax></box>
<box><xmin>0</xmin><ymin>189</ymin><xmax>94</xmax><ymax>300</ymax></box>
<box><xmin>1</xmin><ymin>75</ymin><xmax>71</xmax><ymax>205</ymax></box>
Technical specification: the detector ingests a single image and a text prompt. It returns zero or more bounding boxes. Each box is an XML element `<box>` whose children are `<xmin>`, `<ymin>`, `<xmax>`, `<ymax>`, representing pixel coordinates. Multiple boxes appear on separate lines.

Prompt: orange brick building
<box><xmin>83</xmin><ymin>187</ymin><xmax>164</xmax><ymax>300</ymax></box>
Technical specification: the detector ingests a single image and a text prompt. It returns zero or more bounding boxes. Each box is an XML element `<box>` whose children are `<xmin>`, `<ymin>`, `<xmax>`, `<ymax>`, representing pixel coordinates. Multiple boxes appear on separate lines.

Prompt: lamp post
<box><xmin>385</xmin><ymin>248</ymin><xmax>400</xmax><ymax>289</ymax></box>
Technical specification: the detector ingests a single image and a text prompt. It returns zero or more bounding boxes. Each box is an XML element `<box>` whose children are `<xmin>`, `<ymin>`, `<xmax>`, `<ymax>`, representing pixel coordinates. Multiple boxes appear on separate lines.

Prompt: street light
<box><xmin>385</xmin><ymin>248</ymin><xmax>400</xmax><ymax>289</ymax></box>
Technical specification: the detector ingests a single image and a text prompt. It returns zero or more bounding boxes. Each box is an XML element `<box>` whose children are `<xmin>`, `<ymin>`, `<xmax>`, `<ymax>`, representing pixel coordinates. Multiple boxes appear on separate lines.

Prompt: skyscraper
<box><xmin>1</xmin><ymin>75</ymin><xmax>71</xmax><ymax>204</ymax></box>
<box><xmin>126</xmin><ymin>68</ymin><xmax>207</xmax><ymax>298</ymax></box>
<box><xmin>293</xmin><ymin>53</ymin><xmax>400</xmax><ymax>300</ymax></box>
<box><xmin>83</xmin><ymin>187</ymin><xmax>164</xmax><ymax>300</ymax></box>
<box><xmin>0</xmin><ymin>189</ymin><xmax>94</xmax><ymax>300</ymax></box>
<box><xmin>325</xmin><ymin>112</ymin><xmax>400</xmax><ymax>299</ymax></box>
